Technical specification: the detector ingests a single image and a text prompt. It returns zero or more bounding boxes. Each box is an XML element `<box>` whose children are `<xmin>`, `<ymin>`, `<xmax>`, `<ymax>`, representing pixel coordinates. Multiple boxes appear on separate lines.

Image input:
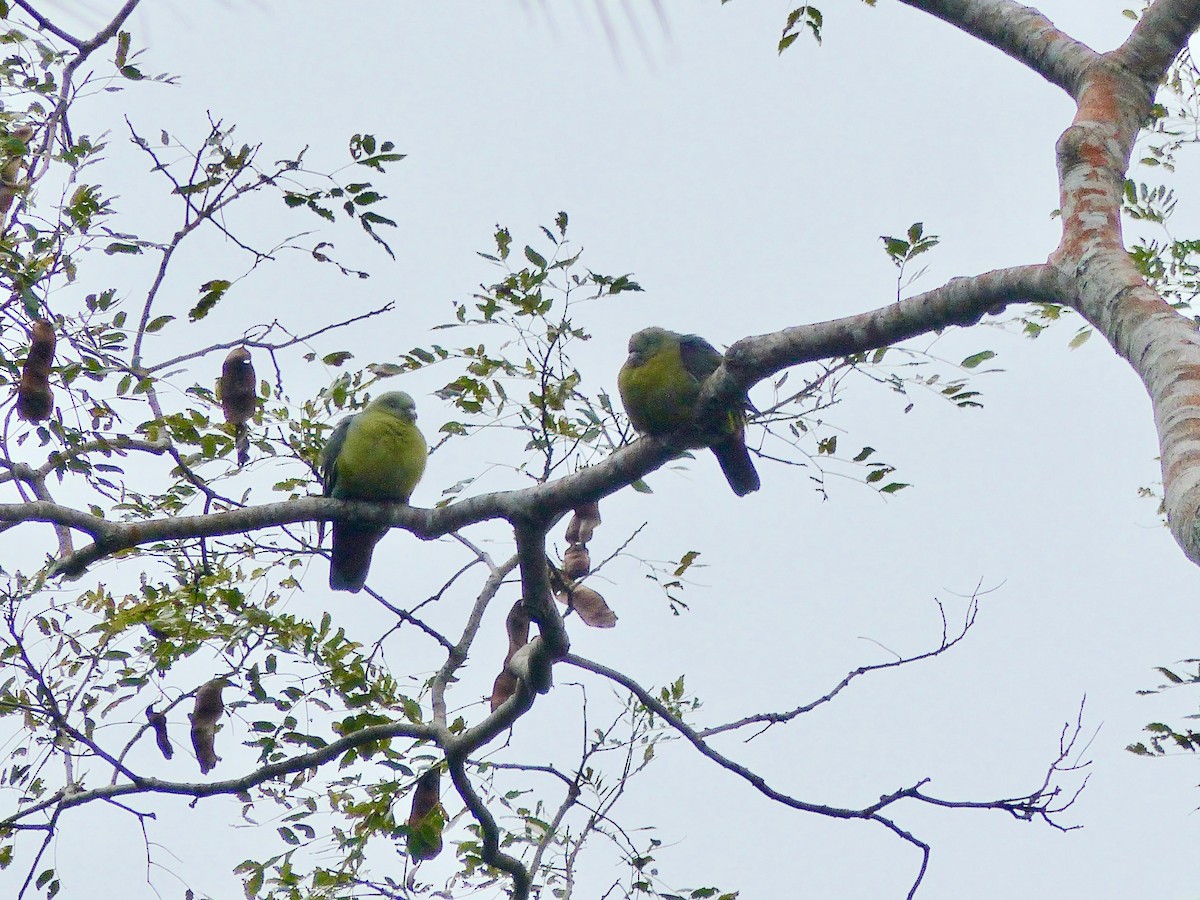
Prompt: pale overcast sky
<box><xmin>10</xmin><ymin>2</ymin><xmax>1200</xmax><ymax>898</ymax></box>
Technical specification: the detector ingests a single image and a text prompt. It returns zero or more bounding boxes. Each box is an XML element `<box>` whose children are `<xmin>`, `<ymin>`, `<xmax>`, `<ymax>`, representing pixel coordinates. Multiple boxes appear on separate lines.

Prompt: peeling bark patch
<box><xmin>1079</xmin><ymin>143</ymin><xmax>1109</xmax><ymax>169</ymax></box>
<box><xmin>1075</xmin><ymin>70</ymin><xmax>1123</xmax><ymax>129</ymax></box>
<box><xmin>1165</xmin><ymin>366</ymin><xmax>1200</xmax><ymax>384</ymax></box>
<box><xmin>1164</xmin><ymin>442</ymin><xmax>1200</xmax><ymax>490</ymax></box>
<box><xmin>1057</xmin><ymin>155</ymin><xmax>1123</xmax><ymax>263</ymax></box>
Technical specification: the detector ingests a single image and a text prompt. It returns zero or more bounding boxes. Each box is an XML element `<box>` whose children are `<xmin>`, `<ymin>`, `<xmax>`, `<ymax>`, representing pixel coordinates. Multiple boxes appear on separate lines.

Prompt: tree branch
<box><xmin>431</xmin><ymin>546</ymin><xmax>518</xmax><ymax>728</ymax></box>
<box><xmin>896</xmin><ymin>0</ymin><xmax>1097</xmax><ymax>96</ymax></box>
<box><xmin>565</xmin><ymin>653</ymin><xmax>863</xmax><ymax>818</ymax></box>
<box><xmin>1045</xmin><ymin>17</ymin><xmax>1200</xmax><ymax>567</ymax></box>
<box><xmin>718</xmin><ymin>263</ymin><xmax>1074</xmax><ymax>401</ymax></box>
<box><xmin>12</xmin><ymin>1</ymin><xmax>83</xmax><ymax>47</ymax></box>
<box><xmin>566</xmin><ymin>652</ymin><xmax>1086</xmax><ymax>897</ymax></box>
<box><xmin>21</xmin><ymin>265</ymin><xmax>1075</xmax><ymax>579</ymax></box>
<box><xmin>0</xmin><ymin>718</ymin><xmax>436</xmax><ymax>829</ymax></box>
<box><xmin>446</xmin><ymin>755</ymin><xmax>531</xmax><ymax>898</ymax></box>
<box><xmin>1118</xmin><ymin>0</ymin><xmax>1200</xmax><ymax>84</ymax></box>
<box><xmin>699</xmin><ymin>596</ymin><xmax>977</xmax><ymax>739</ymax></box>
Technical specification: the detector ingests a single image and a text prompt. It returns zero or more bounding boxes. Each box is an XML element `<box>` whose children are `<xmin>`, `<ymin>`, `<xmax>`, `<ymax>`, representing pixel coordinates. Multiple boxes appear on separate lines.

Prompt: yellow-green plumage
<box><xmin>618</xmin><ymin>327</ymin><xmax>760</xmax><ymax>497</ymax></box>
<box><xmin>320</xmin><ymin>391</ymin><xmax>427</xmax><ymax>592</ymax></box>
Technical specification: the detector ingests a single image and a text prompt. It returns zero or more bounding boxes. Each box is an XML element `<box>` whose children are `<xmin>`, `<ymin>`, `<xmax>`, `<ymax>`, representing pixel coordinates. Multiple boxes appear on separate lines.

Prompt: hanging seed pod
<box><xmin>145</xmin><ymin>706</ymin><xmax>173</xmax><ymax>760</ymax></box>
<box><xmin>16</xmin><ymin>318</ymin><xmax>55</xmax><ymax>422</ymax></box>
<box><xmin>505</xmin><ymin>600</ymin><xmax>530</xmax><ymax>658</ymax></box>
<box><xmin>405</xmin><ymin>767</ymin><xmax>445</xmax><ymax>861</ymax></box>
<box><xmin>562</xmin><ymin>544</ymin><xmax>591</xmax><ymax>580</ymax></box>
<box><xmin>556</xmin><ymin>584</ymin><xmax>617</xmax><ymax>629</ymax></box>
<box><xmin>490</xmin><ymin>669</ymin><xmax>519</xmax><ymax>712</ymax></box>
<box><xmin>564</xmin><ymin>501</ymin><xmax>601</xmax><ymax>545</ymax></box>
<box><xmin>491</xmin><ymin>600</ymin><xmax>532</xmax><ymax>711</ymax></box>
<box><xmin>189</xmin><ymin>676</ymin><xmax>231</xmax><ymax>775</ymax></box>
<box><xmin>0</xmin><ymin>126</ymin><xmax>32</xmax><ymax>218</ymax></box>
<box><xmin>218</xmin><ymin>347</ymin><xmax>257</xmax><ymax>466</ymax></box>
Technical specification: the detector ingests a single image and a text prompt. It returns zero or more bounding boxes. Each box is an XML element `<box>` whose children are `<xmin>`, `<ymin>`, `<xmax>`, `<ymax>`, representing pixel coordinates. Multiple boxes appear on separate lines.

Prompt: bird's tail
<box><xmin>329</xmin><ymin>522</ymin><xmax>386</xmax><ymax>593</ymax></box>
<box><xmin>711</xmin><ymin>437</ymin><xmax>761</xmax><ymax>497</ymax></box>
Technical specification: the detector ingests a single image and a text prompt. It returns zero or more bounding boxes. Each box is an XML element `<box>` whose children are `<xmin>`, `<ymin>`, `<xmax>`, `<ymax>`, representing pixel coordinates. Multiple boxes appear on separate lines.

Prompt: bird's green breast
<box><xmin>333</xmin><ymin>412</ymin><xmax>427</xmax><ymax>501</ymax></box>
<box><xmin>619</xmin><ymin>342</ymin><xmax>699</xmax><ymax>434</ymax></box>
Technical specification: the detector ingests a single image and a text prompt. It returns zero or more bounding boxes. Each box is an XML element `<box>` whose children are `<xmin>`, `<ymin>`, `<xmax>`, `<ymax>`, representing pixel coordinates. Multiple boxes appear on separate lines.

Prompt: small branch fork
<box><xmin>699</xmin><ymin>595</ymin><xmax>978</xmax><ymax>740</ymax></box>
<box><xmin>564</xmin><ymin>653</ymin><xmax>1090</xmax><ymax>900</ymax></box>
<box><xmin>23</xmin><ymin>0</ymin><xmax>142</xmax><ymax>172</ymax></box>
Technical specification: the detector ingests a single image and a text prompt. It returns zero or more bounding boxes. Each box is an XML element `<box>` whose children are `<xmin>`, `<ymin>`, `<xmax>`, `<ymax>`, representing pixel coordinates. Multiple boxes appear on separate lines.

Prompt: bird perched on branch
<box><xmin>319</xmin><ymin>391</ymin><xmax>427</xmax><ymax>592</ymax></box>
<box><xmin>618</xmin><ymin>326</ymin><xmax>760</xmax><ymax>496</ymax></box>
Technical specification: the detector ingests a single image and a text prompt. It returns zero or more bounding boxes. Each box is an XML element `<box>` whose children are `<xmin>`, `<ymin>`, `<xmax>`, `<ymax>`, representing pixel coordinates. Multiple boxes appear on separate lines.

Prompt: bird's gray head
<box><xmin>627</xmin><ymin>327</ymin><xmax>676</xmax><ymax>363</ymax></box>
<box><xmin>369</xmin><ymin>391</ymin><xmax>418</xmax><ymax>422</ymax></box>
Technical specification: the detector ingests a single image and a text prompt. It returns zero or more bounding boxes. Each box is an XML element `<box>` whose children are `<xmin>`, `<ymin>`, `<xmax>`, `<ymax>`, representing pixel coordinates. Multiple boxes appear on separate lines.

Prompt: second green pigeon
<box><xmin>319</xmin><ymin>391</ymin><xmax>427</xmax><ymax>592</ymax></box>
<box><xmin>618</xmin><ymin>326</ymin><xmax>760</xmax><ymax>497</ymax></box>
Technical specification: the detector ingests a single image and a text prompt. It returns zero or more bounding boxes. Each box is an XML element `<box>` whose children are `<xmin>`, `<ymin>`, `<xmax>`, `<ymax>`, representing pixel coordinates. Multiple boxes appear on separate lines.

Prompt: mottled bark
<box><xmin>1045</xmin><ymin>7</ymin><xmax>1200</xmax><ymax>564</ymax></box>
<box><xmin>901</xmin><ymin>2</ymin><xmax>1200</xmax><ymax>563</ymax></box>
<box><xmin>1121</xmin><ymin>0</ymin><xmax>1200</xmax><ymax>83</ymax></box>
<box><xmin>897</xmin><ymin>0</ymin><xmax>1097</xmax><ymax>94</ymax></box>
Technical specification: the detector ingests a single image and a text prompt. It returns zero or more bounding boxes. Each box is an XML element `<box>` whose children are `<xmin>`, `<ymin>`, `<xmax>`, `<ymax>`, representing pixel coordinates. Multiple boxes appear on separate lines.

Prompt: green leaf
<box><xmin>495</xmin><ymin>227</ymin><xmax>511</xmax><ymax>259</ymax></box>
<box><xmin>960</xmin><ymin>350</ymin><xmax>996</xmax><ymax>369</ymax></box>
<box><xmin>21</xmin><ymin>288</ymin><xmax>38</xmax><ymax>318</ymax></box>
<box><xmin>674</xmin><ymin>551</ymin><xmax>700</xmax><ymax>577</ymax></box>
<box><xmin>104</xmin><ymin>242</ymin><xmax>142</xmax><ymax>255</ymax></box>
<box><xmin>190</xmin><ymin>279</ymin><xmax>231</xmax><ymax>322</ymax></box>
<box><xmin>144</xmin><ymin>315</ymin><xmax>174</xmax><ymax>334</ymax></box>
<box><xmin>524</xmin><ymin>246</ymin><xmax>547</xmax><ymax>268</ymax></box>
<box><xmin>608</xmin><ymin>274</ymin><xmax>643</xmax><ymax>294</ymax></box>
<box><xmin>176</xmin><ymin>177</ymin><xmax>221</xmax><ymax>196</ymax></box>
<box><xmin>246</xmin><ymin>865</ymin><xmax>264</xmax><ymax>895</ymax></box>
<box><xmin>115</xmin><ymin>30</ymin><xmax>130</xmax><ymax>68</ymax></box>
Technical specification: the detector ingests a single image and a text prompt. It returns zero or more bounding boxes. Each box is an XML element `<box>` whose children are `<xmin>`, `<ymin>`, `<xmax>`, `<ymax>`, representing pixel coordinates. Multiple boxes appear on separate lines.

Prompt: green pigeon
<box><xmin>618</xmin><ymin>326</ymin><xmax>760</xmax><ymax>497</ymax></box>
<box><xmin>319</xmin><ymin>391</ymin><xmax>427</xmax><ymax>592</ymax></box>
